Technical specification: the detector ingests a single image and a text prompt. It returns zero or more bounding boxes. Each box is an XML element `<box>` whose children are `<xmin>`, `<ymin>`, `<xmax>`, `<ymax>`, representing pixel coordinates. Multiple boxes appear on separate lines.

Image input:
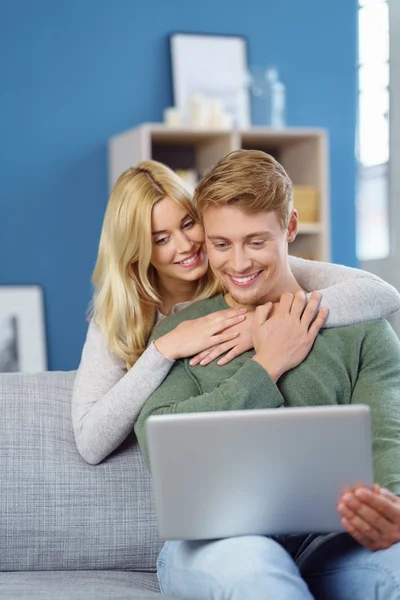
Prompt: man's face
<box><xmin>203</xmin><ymin>204</ymin><xmax>298</xmax><ymax>306</ymax></box>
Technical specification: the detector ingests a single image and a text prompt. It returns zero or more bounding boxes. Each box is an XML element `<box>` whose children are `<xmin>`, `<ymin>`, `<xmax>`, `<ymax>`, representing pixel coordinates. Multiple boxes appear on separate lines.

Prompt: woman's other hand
<box><xmin>154</xmin><ymin>308</ymin><xmax>247</xmax><ymax>361</ymax></box>
<box><xmin>189</xmin><ymin>310</ymin><xmax>255</xmax><ymax>367</ymax></box>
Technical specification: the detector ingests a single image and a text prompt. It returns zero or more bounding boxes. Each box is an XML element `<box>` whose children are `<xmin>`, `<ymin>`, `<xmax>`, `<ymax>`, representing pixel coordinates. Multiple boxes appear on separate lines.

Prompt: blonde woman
<box><xmin>72</xmin><ymin>160</ymin><xmax>400</xmax><ymax>465</ymax></box>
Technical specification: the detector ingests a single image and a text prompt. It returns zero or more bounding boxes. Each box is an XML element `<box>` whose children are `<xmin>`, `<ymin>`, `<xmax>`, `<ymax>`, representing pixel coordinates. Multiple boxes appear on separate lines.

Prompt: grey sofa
<box><xmin>0</xmin><ymin>370</ymin><xmax>175</xmax><ymax>599</ymax></box>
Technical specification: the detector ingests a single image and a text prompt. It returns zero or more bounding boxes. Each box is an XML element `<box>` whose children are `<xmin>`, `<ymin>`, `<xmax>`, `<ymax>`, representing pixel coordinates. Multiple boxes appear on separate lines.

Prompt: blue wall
<box><xmin>0</xmin><ymin>0</ymin><xmax>358</xmax><ymax>370</ymax></box>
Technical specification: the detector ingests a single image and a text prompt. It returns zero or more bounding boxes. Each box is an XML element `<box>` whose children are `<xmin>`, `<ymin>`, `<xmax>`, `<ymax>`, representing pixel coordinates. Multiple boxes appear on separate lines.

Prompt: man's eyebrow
<box><xmin>207</xmin><ymin>230</ymin><xmax>273</xmax><ymax>241</ymax></box>
<box><xmin>244</xmin><ymin>230</ymin><xmax>273</xmax><ymax>239</ymax></box>
<box><xmin>152</xmin><ymin>213</ymin><xmax>191</xmax><ymax>236</ymax></box>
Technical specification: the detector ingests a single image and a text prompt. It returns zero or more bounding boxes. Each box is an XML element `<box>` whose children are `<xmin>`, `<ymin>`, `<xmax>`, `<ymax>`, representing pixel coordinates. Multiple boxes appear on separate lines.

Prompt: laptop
<box><xmin>146</xmin><ymin>405</ymin><xmax>373</xmax><ymax>540</ymax></box>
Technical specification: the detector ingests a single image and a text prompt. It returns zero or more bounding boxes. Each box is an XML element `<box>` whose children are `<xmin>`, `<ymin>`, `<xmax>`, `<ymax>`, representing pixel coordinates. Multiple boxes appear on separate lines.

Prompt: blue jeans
<box><xmin>157</xmin><ymin>533</ymin><xmax>400</xmax><ymax>599</ymax></box>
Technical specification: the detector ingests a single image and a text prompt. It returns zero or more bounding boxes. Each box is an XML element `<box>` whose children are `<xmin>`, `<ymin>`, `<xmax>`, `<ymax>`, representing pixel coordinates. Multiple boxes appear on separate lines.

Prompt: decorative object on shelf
<box><xmin>170</xmin><ymin>33</ymin><xmax>250</xmax><ymax>128</ymax></box>
<box><xmin>248</xmin><ymin>66</ymin><xmax>286</xmax><ymax>127</ymax></box>
<box><xmin>187</xmin><ymin>95</ymin><xmax>234</xmax><ymax>130</ymax></box>
<box><xmin>163</xmin><ymin>106</ymin><xmax>182</xmax><ymax>128</ymax></box>
<box><xmin>208</xmin><ymin>98</ymin><xmax>233</xmax><ymax>130</ymax></box>
<box><xmin>293</xmin><ymin>186</ymin><xmax>319</xmax><ymax>223</ymax></box>
<box><xmin>0</xmin><ymin>286</ymin><xmax>47</xmax><ymax>373</ymax></box>
<box><xmin>187</xmin><ymin>95</ymin><xmax>210</xmax><ymax>129</ymax></box>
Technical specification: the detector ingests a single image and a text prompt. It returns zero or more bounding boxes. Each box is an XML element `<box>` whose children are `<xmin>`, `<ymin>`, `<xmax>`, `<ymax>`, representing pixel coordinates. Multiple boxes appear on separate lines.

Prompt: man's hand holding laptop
<box><xmin>338</xmin><ymin>484</ymin><xmax>400</xmax><ymax>551</ymax></box>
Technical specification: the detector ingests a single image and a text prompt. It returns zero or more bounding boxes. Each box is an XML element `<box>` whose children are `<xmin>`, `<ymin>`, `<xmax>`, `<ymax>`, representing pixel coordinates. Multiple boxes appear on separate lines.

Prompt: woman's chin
<box><xmin>175</xmin><ymin>263</ymin><xmax>208</xmax><ymax>282</ymax></box>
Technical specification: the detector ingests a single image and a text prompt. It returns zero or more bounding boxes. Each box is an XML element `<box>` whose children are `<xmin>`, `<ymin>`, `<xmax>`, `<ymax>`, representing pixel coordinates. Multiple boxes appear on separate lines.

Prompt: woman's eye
<box><xmin>182</xmin><ymin>220</ymin><xmax>195</xmax><ymax>230</ymax></box>
<box><xmin>156</xmin><ymin>236</ymin><xmax>169</xmax><ymax>245</ymax></box>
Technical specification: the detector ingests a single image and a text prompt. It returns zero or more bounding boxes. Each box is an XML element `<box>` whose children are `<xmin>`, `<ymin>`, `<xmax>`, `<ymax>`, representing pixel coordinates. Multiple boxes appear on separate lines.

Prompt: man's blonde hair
<box><xmin>194</xmin><ymin>149</ymin><xmax>293</xmax><ymax>229</ymax></box>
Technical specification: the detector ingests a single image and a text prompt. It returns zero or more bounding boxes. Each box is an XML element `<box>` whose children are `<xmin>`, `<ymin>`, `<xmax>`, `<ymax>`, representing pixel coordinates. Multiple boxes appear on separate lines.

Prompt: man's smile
<box><xmin>226</xmin><ymin>270</ymin><xmax>263</xmax><ymax>287</ymax></box>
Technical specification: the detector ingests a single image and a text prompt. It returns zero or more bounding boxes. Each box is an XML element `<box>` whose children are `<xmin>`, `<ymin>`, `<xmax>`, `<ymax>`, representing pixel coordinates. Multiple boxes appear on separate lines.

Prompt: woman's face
<box><xmin>150</xmin><ymin>196</ymin><xmax>208</xmax><ymax>288</ymax></box>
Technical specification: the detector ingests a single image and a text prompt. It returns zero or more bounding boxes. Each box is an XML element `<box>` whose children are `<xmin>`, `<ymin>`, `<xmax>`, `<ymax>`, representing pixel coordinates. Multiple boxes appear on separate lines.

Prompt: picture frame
<box><xmin>0</xmin><ymin>286</ymin><xmax>47</xmax><ymax>373</ymax></box>
<box><xmin>170</xmin><ymin>32</ymin><xmax>250</xmax><ymax>128</ymax></box>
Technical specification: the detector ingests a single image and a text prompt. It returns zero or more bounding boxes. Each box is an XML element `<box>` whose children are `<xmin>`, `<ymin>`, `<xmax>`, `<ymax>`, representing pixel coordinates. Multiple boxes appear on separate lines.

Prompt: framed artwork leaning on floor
<box><xmin>0</xmin><ymin>286</ymin><xmax>47</xmax><ymax>373</ymax></box>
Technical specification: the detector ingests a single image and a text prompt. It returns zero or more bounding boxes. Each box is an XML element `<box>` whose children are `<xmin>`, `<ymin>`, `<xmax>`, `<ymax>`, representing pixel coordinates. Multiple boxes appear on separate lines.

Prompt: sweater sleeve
<box><xmin>350</xmin><ymin>320</ymin><xmax>400</xmax><ymax>494</ymax></box>
<box><xmin>134</xmin><ymin>358</ymin><xmax>284</xmax><ymax>466</ymax></box>
<box><xmin>71</xmin><ymin>321</ymin><xmax>175</xmax><ymax>465</ymax></box>
<box><xmin>289</xmin><ymin>256</ymin><xmax>400</xmax><ymax>328</ymax></box>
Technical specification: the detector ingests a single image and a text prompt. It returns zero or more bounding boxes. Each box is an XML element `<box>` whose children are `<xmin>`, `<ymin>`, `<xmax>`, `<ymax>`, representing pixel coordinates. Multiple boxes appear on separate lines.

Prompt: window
<box><xmin>356</xmin><ymin>0</ymin><xmax>390</xmax><ymax>261</ymax></box>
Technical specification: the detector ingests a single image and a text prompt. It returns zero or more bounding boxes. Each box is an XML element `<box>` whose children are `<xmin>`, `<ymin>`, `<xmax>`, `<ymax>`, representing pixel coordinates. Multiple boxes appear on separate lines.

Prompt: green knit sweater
<box><xmin>135</xmin><ymin>294</ymin><xmax>400</xmax><ymax>493</ymax></box>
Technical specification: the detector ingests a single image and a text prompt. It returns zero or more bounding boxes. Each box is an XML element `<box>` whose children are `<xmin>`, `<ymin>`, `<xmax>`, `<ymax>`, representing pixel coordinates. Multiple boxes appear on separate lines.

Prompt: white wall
<box><xmin>389</xmin><ymin>0</ymin><xmax>400</xmax><ymax>331</ymax></box>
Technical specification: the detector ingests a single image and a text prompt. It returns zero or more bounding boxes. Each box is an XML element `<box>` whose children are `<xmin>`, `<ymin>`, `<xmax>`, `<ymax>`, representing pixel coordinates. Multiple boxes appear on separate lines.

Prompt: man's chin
<box><xmin>228</xmin><ymin>287</ymin><xmax>266</xmax><ymax>308</ymax></box>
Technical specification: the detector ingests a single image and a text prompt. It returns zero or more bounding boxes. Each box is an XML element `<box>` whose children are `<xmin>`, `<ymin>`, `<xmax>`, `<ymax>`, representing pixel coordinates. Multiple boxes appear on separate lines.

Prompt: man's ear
<box><xmin>287</xmin><ymin>209</ymin><xmax>299</xmax><ymax>243</ymax></box>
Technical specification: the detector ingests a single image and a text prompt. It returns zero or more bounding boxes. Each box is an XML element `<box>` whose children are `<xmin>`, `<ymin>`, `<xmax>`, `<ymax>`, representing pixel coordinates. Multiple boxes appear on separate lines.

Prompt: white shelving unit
<box><xmin>108</xmin><ymin>124</ymin><xmax>330</xmax><ymax>261</ymax></box>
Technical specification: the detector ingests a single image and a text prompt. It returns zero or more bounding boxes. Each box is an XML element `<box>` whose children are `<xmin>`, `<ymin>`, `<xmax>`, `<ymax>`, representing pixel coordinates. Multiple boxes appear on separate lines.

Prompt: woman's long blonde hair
<box><xmin>90</xmin><ymin>160</ymin><xmax>220</xmax><ymax>369</ymax></box>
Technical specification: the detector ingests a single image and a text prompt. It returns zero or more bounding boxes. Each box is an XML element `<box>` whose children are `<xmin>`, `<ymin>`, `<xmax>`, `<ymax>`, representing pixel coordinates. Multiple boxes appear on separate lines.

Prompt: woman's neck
<box><xmin>158</xmin><ymin>279</ymin><xmax>197</xmax><ymax>316</ymax></box>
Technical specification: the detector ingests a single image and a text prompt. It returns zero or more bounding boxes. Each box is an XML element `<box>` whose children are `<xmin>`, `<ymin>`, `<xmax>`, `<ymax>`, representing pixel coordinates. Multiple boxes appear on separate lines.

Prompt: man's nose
<box><xmin>230</xmin><ymin>248</ymin><xmax>252</xmax><ymax>273</ymax></box>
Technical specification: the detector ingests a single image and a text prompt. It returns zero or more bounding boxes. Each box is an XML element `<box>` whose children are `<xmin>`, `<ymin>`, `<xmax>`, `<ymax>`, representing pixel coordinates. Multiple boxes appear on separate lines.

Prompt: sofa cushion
<box><xmin>0</xmin><ymin>371</ymin><xmax>162</xmax><ymax>571</ymax></box>
<box><xmin>0</xmin><ymin>571</ymin><xmax>175</xmax><ymax>599</ymax></box>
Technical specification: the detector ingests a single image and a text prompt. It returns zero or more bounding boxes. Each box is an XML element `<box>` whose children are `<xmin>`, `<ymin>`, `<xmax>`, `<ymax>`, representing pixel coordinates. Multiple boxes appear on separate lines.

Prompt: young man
<box><xmin>135</xmin><ymin>150</ymin><xmax>400</xmax><ymax>600</ymax></box>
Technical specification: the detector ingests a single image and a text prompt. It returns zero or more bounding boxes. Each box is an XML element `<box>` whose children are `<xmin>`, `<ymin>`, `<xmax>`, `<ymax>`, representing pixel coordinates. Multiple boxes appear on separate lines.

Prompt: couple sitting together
<box><xmin>73</xmin><ymin>149</ymin><xmax>400</xmax><ymax>599</ymax></box>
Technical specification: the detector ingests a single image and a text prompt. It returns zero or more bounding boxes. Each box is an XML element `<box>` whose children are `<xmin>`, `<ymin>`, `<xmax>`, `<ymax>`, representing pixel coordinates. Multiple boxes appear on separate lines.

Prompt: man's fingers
<box><xmin>338</xmin><ymin>502</ymin><xmax>381</xmax><ymax>541</ymax></box>
<box><xmin>307</xmin><ymin>308</ymin><xmax>328</xmax><ymax>339</ymax></box>
<box><xmin>277</xmin><ymin>292</ymin><xmax>294</xmax><ymax>314</ymax></box>
<box><xmin>354</xmin><ymin>487</ymin><xmax>400</xmax><ymax>523</ymax></box>
<box><xmin>377</xmin><ymin>486</ymin><xmax>399</xmax><ymax>504</ymax></box>
<box><xmin>290</xmin><ymin>290</ymin><xmax>307</xmax><ymax>319</ymax></box>
<box><xmin>338</xmin><ymin>487</ymin><xmax>400</xmax><ymax>550</ymax></box>
<box><xmin>254</xmin><ymin>302</ymin><xmax>273</xmax><ymax>325</ymax></box>
<box><xmin>341</xmin><ymin>518</ymin><xmax>379</xmax><ymax>551</ymax></box>
<box><xmin>341</xmin><ymin>496</ymin><xmax>392</xmax><ymax>535</ymax></box>
<box><xmin>300</xmin><ymin>291</ymin><xmax>322</xmax><ymax>328</ymax></box>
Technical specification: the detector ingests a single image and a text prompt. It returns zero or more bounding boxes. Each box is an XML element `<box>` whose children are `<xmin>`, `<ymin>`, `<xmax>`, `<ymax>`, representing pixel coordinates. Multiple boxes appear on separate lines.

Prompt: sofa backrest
<box><xmin>0</xmin><ymin>371</ymin><xmax>162</xmax><ymax>571</ymax></box>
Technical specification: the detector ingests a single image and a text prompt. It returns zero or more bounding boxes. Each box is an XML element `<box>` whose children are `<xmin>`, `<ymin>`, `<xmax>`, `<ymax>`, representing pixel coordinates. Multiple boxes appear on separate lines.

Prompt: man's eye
<box><xmin>251</xmin><ymin>241</ymin><xmax>265</xmax><ymax>247</ymax></box>
<box><xmin>214</xmin><ymin>243</ymin><xmax>228</xmax><ymax>250</ymax></box>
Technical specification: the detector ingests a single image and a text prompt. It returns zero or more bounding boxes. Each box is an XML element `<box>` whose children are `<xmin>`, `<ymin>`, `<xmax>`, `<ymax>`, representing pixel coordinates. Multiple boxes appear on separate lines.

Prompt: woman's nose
<box><xmin>175</xmin><ymin>232</ymin><xmax>194</xmax><ymax>254</ymax></box>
